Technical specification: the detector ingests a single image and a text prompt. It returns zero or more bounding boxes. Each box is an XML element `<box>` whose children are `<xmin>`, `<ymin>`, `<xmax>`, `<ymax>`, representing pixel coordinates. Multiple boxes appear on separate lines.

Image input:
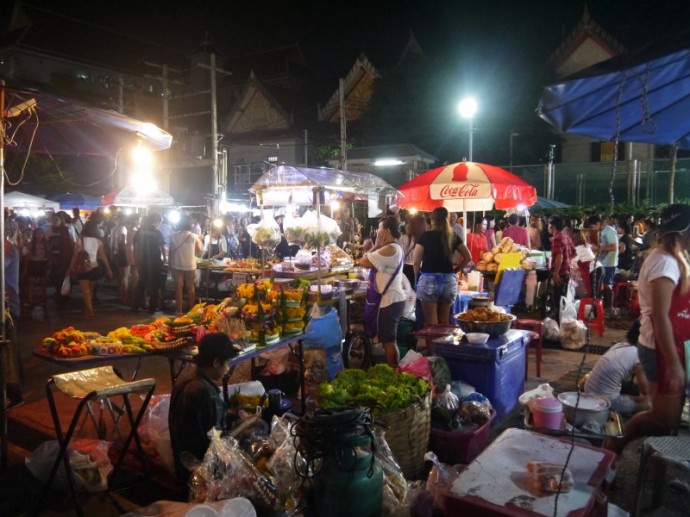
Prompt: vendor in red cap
<box><xmin>169</xmin><ymin>333</ymin><xmax>239</xmax><ymax>488</ymax></box>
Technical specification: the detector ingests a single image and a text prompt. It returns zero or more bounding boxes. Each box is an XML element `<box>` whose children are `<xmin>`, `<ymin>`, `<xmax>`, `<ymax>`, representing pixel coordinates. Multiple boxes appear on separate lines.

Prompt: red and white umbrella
<box><xmin>395</xmin><ymin>161</ymin><xmax>537</xmax><ymax>212</ymax></box>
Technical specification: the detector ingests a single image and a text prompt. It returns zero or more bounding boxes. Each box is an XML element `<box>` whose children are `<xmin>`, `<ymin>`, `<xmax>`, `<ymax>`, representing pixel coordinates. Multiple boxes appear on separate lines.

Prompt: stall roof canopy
<box><xmin>4</xmin><ymin>191</ymin><xmax>59</xmax><ymax>211</ymax></box>
<box><xmin>101</xmin><ymin>186</ymin><xmax>174</xmax><ymax>208</ymax></box>
<box><xmin>250</xmin><ymin>165</ymin><xmax>397</xmax><ymax>205</ymax></box>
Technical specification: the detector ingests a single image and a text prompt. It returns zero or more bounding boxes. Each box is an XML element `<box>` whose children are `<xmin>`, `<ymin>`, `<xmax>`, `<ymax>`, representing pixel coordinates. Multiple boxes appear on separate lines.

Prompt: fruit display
<box><xmin>39</xmin><ymin>279</ymin><xmax>312</xmax><ymax>359</ymax></box>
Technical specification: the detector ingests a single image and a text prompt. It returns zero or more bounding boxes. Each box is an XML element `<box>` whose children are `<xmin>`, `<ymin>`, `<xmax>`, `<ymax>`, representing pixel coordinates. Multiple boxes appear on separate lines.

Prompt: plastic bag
<box><xmin>299</xmin><ymin>210</ymin><xmax>342</xmax><ymax>249</ymax></box>
<box><xmin>519</xmin><ymin>383</ymin><xmax>555</xmax><ymax>406</ymax></box>
<box><xmin>543</xmin><ymin>317</ymin><xmax>560</xmax><ymax>342</ymax></box>
<box><xmin>423</xmin><ymin>451</ymin><xmax>463</xmax><ymax>510</ymax></box>
<box><xmin>560</xmin><ymin>298</ymin><xmax>586</xmax><ymax>350</ymax></box>
<box><xmin>26</xmin><ymin>439</ymin><xmax>113</xmax><ymax>493</ymax></box>
<box><xmin>60</xmin><ymin>275</ymin><xmax>71</xmax><ymax>296</ymax></box>
<box><xmin>375</xmin><ymin>429</ymin><xmax>409</xmax><ymax>515</ymax></box>
<box><xmin>139</xmin><ymin>394</ymin><xmax>175</xmax><ymax>475</ymax></box>
<box><xmin>189</xmin><ymin>431</ymin><xmax>279</xmax><ymax>509</ymax></box>
<box><xmin>398</xmin><ymin>350</ymin><xmax>433</xmax><ymax>384</ymax></box>
<box><xmin>265</xmin><ymin>416</ymin><xmax>301</xmax><ymax>507</ymax></box>
<box><xmin>560</xmin><ymin>319</ymin><xmax>587</xmax><ymax>350</ymax></box>
<box><xmin>247</xmin><ymin>216</ymin><xmax>282</xmax><ymax>250</ymax></box>
<box><xmin>302</xmin><ymin>305</ymin><xmax>343</xmax><ymax>380</ymax></box>
<box><xmin>559</xmin><ymin>297</ymin><xmax>580</xmax><ymax>327</ymax></box>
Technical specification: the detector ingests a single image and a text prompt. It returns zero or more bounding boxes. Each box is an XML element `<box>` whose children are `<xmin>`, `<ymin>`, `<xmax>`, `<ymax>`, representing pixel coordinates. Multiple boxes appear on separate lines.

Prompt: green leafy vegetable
<box><xmin>317</xmin><ymin>364</ymin><xmax>430</xmax><ymax>412</ymax></box>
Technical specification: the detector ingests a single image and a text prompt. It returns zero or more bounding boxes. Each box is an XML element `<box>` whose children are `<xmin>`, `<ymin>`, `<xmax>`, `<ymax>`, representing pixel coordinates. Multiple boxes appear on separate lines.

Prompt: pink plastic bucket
<box><xmin>531</xmin><ymin>397</ymin><xmax>563</xmax><ymax>430</ymax></box>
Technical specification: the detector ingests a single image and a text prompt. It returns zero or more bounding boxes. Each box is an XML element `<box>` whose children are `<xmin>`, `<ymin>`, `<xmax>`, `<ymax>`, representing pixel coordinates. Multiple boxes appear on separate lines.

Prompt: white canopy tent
<box><xmin>101</xmin><ymin>185</ymin><xmax>174</xmax><ymax>208</ymax></box>
<box><xmin>4</xmin><ymin>191</ymin><xmax>59</xmax><ymax>211</ymax></box>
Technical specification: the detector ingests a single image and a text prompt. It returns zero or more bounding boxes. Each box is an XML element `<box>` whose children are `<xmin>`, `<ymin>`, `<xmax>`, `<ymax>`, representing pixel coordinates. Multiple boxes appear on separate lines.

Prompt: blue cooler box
<box><xmin>434</xmin><ymin>329</ymin><xmax>529</xmax><ymax>419</ymax></box>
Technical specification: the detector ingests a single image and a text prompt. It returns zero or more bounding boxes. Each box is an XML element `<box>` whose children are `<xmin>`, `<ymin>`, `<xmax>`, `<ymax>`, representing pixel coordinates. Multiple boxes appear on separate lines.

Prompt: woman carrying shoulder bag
<box><xmin>68</xmin><ymin>220</ymin><xmax>113</xmax><ymax>319</ymax></box>
<box><xmin>358</xmin><ymin>217</ymin><xmax>406</xmax><ymax>367</ymax></box>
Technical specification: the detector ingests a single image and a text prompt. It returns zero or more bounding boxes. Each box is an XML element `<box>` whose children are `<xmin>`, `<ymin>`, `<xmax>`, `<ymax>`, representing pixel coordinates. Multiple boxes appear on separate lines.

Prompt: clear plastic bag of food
<box><xmin>247</xmin><ymin>216</ymin><xmax>282</xmax><ymax>249</ymax></box>
<box><xmin>189</xmin><ymin>430</ymin><xmax>280</xmax><ymax>510</ymax></box>
<box><xmin>374</xmin><ymin>429</ymin><xmax>409</xmax><ymax>515</ymax></box>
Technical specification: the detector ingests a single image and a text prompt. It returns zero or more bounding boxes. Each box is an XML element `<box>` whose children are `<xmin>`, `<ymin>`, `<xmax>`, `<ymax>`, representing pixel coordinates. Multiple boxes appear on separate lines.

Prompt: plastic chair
<box><xmin>513</xmin><ymin>319</ymin><xmax>543</xmax><ymax>378</ymax></box>
<box><xmin>38</xmin><ymin>366</ymin><xmax>155</xmax><ymax>517</ymax></box>
<box><xmin>613</xmin><ymin>280</ymin><xmax>630</xmax><ymax>308</ymax></box>
<box><xmin>577</xmin><ymin>297</ymin><xmax>605</xmax><ymax>337</ymax></box>
<box><xmin>633</xmin><ymin>436</ymin><xmax>690</xmax><ymax>516</ymax></box>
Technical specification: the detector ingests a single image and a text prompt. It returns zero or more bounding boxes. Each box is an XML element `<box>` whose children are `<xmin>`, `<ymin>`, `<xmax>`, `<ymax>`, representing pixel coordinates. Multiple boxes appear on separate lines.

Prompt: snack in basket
<box><xmin>457</xmin><ymin>307</ymin><xmax>512</xmax><ymax>323</ymax></box>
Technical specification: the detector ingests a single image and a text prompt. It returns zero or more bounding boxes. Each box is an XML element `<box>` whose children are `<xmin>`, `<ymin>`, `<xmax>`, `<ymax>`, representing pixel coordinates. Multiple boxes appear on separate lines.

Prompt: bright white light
<box><xmin>517</xmin><ymin>204</ymin><xmax>526</xmax><ymax>212</ymax></box>
<box><xmin>374</xmin><ymin>159</ymin><xmax>404</xmax><ymax>166</ymax></box>
<box><xmin>213</xmin><ymin>218</ymin><xmax>224</xmax><ymax>229</ymax></box>
<box><xmin>104</xmin><ymin>207</ymin><xmax>111</xmax><ymax>214</ymax></box>
<box><xmin>168</xmin><ymin>210</ymin><xmax>181</xmax><ymax>225</ymax></box>
<box><xmin>124</xmin><ymin>208</ymin><xmax>133</xmax><ymax>215</ymax></box>
<box><xmin>19</xmin><ymin>209</ymin><xmax>30</xmax><ymax>217</ymax></box>
<box><xmin>131</xmin><ymin>171</ymin><xmax>156</xmax><ymax>193</ymax></box>
<box><xmin>131</xmin><ymin>143</ymin><xmax>154</xmax><ymax>169</ymax></box>
<box><xmin>410</xmin><ymin>208</ymin><xmax>418</xmax><ymax>215</ymax></box>
<box><xmin>458</xmin><ymin>97</ymin><xmax>478</xmax><ymax>119</ymax></box>
<box><xmin>332</xmin><ymin>200</ymin><xmax>341</xmax><ymax>212</ymax></box>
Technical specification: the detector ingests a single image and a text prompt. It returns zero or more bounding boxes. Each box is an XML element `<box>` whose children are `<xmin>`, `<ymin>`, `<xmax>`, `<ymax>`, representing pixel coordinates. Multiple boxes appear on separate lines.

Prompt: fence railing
<box><xmin>507</xmin><ymin>158</ymin><xmax>690</xmax><ymax>207</ymax></box>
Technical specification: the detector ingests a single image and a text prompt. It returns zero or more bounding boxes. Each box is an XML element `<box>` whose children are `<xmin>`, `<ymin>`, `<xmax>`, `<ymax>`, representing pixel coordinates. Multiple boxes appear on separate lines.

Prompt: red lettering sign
<box><xmin>439</xmin><ymin>184</ymin><xmax>480</xmax><ymax>198</ymax></box>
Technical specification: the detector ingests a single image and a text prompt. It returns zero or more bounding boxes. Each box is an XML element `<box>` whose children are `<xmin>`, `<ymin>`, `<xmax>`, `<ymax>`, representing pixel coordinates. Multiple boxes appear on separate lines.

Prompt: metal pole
<box><xmin>210</xmin><ymin>53</ymin><xmax>220</xmax><ymax>215</ymax></box>
<box><xmin>339</xmin><ymin>79</ymin><xmax>347</xmax><ymax>171</ymax></box>
<box><xmin>468</xmin><ymin>117</ymin><xmax>474</xmax><ymax>162</ymax></box>
<box><xmin>0</xmin><ymin>83</ymin><xmax>7</xmax><ymax>467</ymax></box>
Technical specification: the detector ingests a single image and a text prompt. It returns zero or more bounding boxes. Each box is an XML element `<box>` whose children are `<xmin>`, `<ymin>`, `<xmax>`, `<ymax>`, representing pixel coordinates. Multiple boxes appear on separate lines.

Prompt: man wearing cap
<box><xmin>169</xmin><ymin>333</ymin><xmax>239</xmax><ymax>488</ymax></box>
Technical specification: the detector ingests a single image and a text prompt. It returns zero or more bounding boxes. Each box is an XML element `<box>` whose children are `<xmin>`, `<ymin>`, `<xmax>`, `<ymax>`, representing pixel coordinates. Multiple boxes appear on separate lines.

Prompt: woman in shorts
<box><xmin>609</xmin><ymin>204</ymin><xmax>690</xmax><ymax>454</ymax></box>
<box><xmin>413</xmin><ymin>207</ymin><xmax>471</xmax><ymax>326</ymax></box>
<box><xmin>68</xmin><ymin>220</ymin><xmax>113</xmax><ymax>318</ymax></box>
<box><xmin>359</xmin><ymin>216</ymin><xmax>405</xmax><ymax>367</ymax></box>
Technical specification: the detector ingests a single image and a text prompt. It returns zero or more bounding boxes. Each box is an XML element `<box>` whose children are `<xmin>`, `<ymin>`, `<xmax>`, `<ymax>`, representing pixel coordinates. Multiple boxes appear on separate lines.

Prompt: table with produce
<box><xmin>33</xmin><ymin>280</ymin><xmax>312</xmax><ymax>373</ymax></box>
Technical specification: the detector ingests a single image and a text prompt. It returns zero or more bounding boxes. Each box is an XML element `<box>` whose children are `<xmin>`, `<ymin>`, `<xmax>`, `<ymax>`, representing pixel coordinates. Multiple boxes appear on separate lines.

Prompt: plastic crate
<box><xmin>429</xmin><ymin>410</ymin><xmax>495</xmax><ymax>465</ymax></box>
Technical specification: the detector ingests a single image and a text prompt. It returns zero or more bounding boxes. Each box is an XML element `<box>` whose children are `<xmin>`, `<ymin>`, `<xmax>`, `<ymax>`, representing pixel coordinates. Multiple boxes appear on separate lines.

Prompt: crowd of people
<box><xmin>4</xmin><ymin>201</ymin><xmax>687</xmax><ymax>459</ymax></box>
<box><xmin>3</xmin><ymin>207</ymin><xmax>271</xmax><ymax>320</ymax></box>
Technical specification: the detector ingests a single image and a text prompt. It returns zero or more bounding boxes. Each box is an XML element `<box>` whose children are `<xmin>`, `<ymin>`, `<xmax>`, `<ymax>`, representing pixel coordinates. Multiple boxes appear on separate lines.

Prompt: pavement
<box><xmin>0</xmin><ymin>281</ymin><xmax>687</xmax><ymax>516</ymax></box>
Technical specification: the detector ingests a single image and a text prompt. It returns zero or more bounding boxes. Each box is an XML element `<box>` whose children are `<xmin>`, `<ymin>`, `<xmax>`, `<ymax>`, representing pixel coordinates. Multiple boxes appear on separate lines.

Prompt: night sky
<box><xmin>21</xmin><ymin>0</ymin><xmax>690</xmax><ymax>74</ymax></box>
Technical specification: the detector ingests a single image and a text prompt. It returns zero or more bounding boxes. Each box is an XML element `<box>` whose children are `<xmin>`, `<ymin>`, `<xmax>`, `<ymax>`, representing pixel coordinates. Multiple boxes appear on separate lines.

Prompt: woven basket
<box><xmin>375</xmin><ymin>391</ymin><xmax>431</xmax><ymax>479</ymax></box>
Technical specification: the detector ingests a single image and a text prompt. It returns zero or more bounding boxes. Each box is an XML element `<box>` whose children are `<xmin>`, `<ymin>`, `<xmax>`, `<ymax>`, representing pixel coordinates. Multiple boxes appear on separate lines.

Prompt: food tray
<box><xmin>523</xmin><ymin>406</ymin><xmax>623</xmax><ymax>439</ymax></box>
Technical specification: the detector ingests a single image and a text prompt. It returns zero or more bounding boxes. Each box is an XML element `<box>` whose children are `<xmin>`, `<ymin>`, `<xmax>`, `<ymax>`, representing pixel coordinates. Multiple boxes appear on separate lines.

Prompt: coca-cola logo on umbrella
<box><xmin>439</xmin><ymin>184</ymin><xmax>480</xmax><ymax>198</ymax></box>
<box><xmin>429</xmin><ymin>162</ymin><xmax>492</xmax><ymax>200</ymax></box>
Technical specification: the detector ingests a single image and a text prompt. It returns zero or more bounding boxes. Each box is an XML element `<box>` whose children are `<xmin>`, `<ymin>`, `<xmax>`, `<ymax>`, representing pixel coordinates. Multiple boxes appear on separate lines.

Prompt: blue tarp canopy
<box><xmin>538</xmin><ymin>47</ymin><xmax>690</xmax><ymax>148</ymax></box>
<box><xmin>48</xmin><ymin>192</ymin><xmax>102</xmax><ymax>210</ymax></box>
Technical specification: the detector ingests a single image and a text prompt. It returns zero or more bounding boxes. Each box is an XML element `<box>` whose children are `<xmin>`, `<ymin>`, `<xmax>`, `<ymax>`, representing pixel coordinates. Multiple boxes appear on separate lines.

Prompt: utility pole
<box><xmin>192</xmin><ymin>54</ymin><xmax>231</xmax><ymax>215</ymax></box>
<box><xmin>509</xmin><ymin>130</ymin><xmax>519</xmax><ymax>171</ymax></box>
<box><xmin>339</xmin><ymin>78</ymin><xmax>347</xmax><ymax>171</ymax></box>
<box><xmin>144</xmin><ymin>62</ymin><xmax>184</xmax><ymax>194</ymax></box>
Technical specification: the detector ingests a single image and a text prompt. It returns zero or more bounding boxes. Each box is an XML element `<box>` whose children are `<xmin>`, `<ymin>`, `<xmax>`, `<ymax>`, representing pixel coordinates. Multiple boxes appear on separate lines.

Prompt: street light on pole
<box><xmin>458</xmin><ymin>97</ymin><xmax>478</xmax><ymax>162</ymax></box>
<box><xmin>509</xmin><ymin>130</ymin><xmax>519</xmax><ymax>171</ymax></box>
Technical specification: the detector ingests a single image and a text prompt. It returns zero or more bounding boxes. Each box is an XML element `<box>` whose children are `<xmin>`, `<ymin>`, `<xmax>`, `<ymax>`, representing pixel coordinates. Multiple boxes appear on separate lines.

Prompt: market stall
<box><xmin>395</xmin><ymin>161</ymin><xmax>542</xmax><ymax>309</ymax></box>
<box><xmin>250</xmin><ymin>165</ymin><xmax>398</xmax><ymax>329</ymax></box>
